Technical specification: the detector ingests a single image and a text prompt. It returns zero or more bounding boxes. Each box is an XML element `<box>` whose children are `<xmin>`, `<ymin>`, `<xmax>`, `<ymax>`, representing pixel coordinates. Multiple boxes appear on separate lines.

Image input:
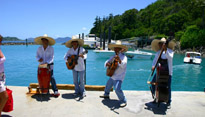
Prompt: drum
<box><xmin>37</xmin><ymin>64</ymin><xmax>51</xmax><ymax>94</ymax></box>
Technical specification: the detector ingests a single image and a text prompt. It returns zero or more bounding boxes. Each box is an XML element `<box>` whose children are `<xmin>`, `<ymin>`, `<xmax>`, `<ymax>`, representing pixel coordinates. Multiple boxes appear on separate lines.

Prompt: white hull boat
<box><xmin>93</xmin><ymin>49</ymin><xmax>153</xmax><ymax>59</ymax></box>
<box><xmin>183</xmin><ymin>52</ymin><xmax>202</xmax><ymax>64</ymax></box>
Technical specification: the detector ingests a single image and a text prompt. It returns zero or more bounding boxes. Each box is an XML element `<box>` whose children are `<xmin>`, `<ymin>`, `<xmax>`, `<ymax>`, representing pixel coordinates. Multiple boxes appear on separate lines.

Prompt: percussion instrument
<box><xmin>37</xmin><ymin>64</ymin><xmax>51</xmax><ymax>94</ymax></box>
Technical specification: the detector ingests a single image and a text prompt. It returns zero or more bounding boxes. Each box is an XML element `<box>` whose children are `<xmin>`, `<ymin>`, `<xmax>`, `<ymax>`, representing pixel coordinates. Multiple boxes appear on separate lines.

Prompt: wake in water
<box><xmin>128</xmin><ymin>69</ymin><xmax>150</xmax><ymax>72</ymax></box>
<box><xmin>173</xmin><ymin>64</ymin><xmax>202</xmax><ymax>70</ymax></box>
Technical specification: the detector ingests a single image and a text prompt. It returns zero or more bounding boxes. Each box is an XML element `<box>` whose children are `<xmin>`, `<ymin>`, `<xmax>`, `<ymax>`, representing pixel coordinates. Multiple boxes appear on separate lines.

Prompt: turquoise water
<box><xmin>1</xmin><ymin>45</ymin><xmax>205</xmax><ymax>91</ymax></box>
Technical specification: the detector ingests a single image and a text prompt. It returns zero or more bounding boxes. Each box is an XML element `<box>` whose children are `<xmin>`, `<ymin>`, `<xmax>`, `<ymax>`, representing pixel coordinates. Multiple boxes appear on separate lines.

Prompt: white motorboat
<box><xmin>83</xmin><ymin>34</ymin><xmax>98</xmax><ymax>48</ymax></box>
<box><xmin>93</xmin><ymin>49</ymin><xmax>153</xmax><ymax>59</ymax></box>
<box><xmin>183</xmin><ymin>52</ymin><xmax>202</xmax><ymax>64</ymax></box>
<box><xmin>83</xmin><ymin>34</ymin><xmax>115</xmax><ymax>49</ymax></box>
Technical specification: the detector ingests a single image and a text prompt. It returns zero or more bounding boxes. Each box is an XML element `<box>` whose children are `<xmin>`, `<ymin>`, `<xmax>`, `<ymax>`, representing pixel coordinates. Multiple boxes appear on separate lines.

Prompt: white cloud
<box><xmin>82</xmin><ymin>27</ymin><xmax>87</xmax><ymax>31</ymax></box>
<box><xmin>54</xmin><ymin>35</ymin><xmax>61</xmax><ymax>38</ymax></box>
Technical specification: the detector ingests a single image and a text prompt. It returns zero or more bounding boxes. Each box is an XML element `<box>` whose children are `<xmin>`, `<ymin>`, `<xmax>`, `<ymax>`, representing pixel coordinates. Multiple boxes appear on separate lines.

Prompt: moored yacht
<box><xmin>183</xmin><ymin>52</ymin><xmax>202</xmax><ymax>64</ymax></box>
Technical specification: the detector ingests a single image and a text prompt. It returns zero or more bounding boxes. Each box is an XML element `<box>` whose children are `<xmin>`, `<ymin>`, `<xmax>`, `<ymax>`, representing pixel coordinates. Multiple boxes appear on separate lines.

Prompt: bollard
<box><xmin>84</xmin><ymin>59</ymin><xmax>86</xmax><ymax>85</ymax></box>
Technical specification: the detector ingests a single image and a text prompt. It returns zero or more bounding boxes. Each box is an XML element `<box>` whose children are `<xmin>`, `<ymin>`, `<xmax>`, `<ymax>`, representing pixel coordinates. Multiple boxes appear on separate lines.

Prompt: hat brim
<box><xmin>151</xmin><ymin>39</ymin><xmax>176</xmax><ymax>52</ymax></box>
<box><xmin>34</xmin><ymin>36</ymin><xmax>56</xmax><ymax>45</ymax></box>
<box><xmin>108</xmin><ymin>44</ymin><xmax>128</xmax><ymax>52</ymax></box>
<box><xmin>65</xmin><ymin>39</ymin><xmax>84</xmax><ymax>48</ymax></box>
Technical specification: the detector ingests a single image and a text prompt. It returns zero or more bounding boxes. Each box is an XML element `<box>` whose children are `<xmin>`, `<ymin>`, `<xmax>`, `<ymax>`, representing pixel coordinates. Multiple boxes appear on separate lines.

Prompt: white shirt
<box><xmin>105</xmin><ymin>53</ymin><xmax>127</xmax><ymax>81</ymax></box>
<box><xmin>152</xmin><ymin>48</ymin><xmax>174</xmax><ymax>76</ymax></box>
<box><xmin>0</xmin><ymin>56</ymin><xmax>5</xmax><ymax>73</ymax></box>
<box><xmin>64</xmin><ymin>47</ymin><xmax>87</xmax><ymax>71</ymax></box>
<box><xmin>36</xmin><ymin>46</ymin><xmax>54</xmax><ymax>70</ymax></box>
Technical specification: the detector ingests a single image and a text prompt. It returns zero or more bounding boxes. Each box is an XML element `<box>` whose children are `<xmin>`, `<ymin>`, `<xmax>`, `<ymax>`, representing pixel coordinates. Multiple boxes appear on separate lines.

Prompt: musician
<box><xmin>100</xmin><ymin>40</ymin><xmax>128</xmax><ymax>107</ymax></box>
<box><xmin>150</xmin><ymin>37</ymin><xmax>175</xmax><ymax>109</ymax></box>
<box><xmin>0</xmin><ymin>35</ymin><xmax>8</xmax><ymax>115</ymax></box>
<box><xmin>64</xmin><ymin>36</ymin><xmax>87</xmax><ymax>98</ymax></box>
<box><xmin>35</xmin><ymin>34</ymin><xmax>60</xmax><ymax>97</ymax></box>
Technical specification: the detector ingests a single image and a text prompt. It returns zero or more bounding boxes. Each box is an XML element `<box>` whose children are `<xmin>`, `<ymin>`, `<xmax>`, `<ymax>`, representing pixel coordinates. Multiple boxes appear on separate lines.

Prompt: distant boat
<box><xmin>183</xmin><ymin>52</ymin><xmax>202</xmax><ymax>64</ymax></box>
<box><xmin>83</xmin><ymin>34</ymin><xmax>98</xmax><ymax>49</ymax></box>
<box><xmin>93</xmin><ymin>49</ymin><xmax>153</xmax><ymax>59</ymax></box>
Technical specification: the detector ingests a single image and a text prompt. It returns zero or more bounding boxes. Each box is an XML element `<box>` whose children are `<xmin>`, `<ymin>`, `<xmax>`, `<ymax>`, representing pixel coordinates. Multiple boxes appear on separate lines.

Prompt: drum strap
<box><xmin>48</xmin><ymin>63</ymin><xmax>54</xmax><ymax>70</ymax></box>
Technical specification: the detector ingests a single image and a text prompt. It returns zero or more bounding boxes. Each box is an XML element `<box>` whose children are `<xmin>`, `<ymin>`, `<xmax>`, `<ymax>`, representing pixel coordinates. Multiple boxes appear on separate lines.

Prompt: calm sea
<box><xmin>1</xmin><ymin>45</ymin><xmax>205</xmax><ymax>91</ymax></box>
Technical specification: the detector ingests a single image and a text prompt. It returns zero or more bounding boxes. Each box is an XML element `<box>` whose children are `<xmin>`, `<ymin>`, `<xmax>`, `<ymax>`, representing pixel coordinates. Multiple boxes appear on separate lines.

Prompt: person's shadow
<box><xmin>144</xmin><ymin>101</ymin><xmax>167</xmax><ymax>115</ymax></box>
<box><xmin>102</xmin><ymin>99</ymin><xmax>120</xmax><ymax>114</ymax></box>
<box><xmin>31</xmin><ymin>94</ymin><xmax>51</xmax><ymax>102</ymax></box>
<box><xmin>62</xmin><ymin>93</ymin><xmax>84</xmax><ymax>102</ymax></box>
<box><xmin>1</xmin><ymin>114</ymin><xmax>12</xmax><ymax>117</ymax></box>
<box><xmin>62</xmin><ymin>93</ymin><xmax>77</xmax><ymax>99</ymax></box>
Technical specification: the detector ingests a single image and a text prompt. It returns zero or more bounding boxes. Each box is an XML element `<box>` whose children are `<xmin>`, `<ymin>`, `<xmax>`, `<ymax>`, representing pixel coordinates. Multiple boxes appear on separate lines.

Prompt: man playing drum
<box><xmin>35</xmin><ymin>34</ymin><xmax>60</xmax><ymax>97</ymax></box>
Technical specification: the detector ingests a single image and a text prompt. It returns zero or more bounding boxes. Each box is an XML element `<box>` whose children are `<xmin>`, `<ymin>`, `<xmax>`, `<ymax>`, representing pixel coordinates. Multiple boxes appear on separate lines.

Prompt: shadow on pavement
<box><xmin>2</xmin><ymin>114</ymin><xmax>12</xmax><ymax>117</ymax></box>
<box><xmin>62</xmin><ymin>93</ymin><xmax>77</xmax><ymax>99</ymax></box>
<box><xmin>102</xmin><ymin>99</ymin><xmax>120</xmax><ymax>114</ymax></box>
<box><xmin>31</xmin><ymin>94</ymin><xmax>51</xmax><ymax>102</ymax></box>
<box><xmin>62</xmin><ymin>93</ymin><xmax>84</xmax><ymax>102</ymax></box>
<box><xmin>144</xmin><ymin>101</ymin><xmax>167</xmax><ymax>115</ymax></box>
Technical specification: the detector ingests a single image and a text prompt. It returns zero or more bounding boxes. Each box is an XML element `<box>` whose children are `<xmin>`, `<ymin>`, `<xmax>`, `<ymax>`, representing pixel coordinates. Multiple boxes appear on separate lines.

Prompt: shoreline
<box><xmin>7</xmin><ymin>85</ymin><xmax>205</xmax><ymax>92</ymax></box>
<box><xmin>2</xmin><ymin>42</ymin><xmax>205</xmax><ymax>57</ymax></box>
<box><xmin>142</xmin><ymin>45</ymin><xmax>205</xmax><ymax>58</ymax></box>
<box><xmin>2</xmin><ymin>42</ymin><xmax>36</xmax><ymax>45</ymax></box>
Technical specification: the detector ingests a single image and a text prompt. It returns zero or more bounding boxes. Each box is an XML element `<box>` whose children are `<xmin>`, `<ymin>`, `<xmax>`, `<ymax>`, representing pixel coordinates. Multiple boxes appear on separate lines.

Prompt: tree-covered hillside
<box><xmin>90</xmin><ymin>0</ymin><xmax>205</xmax><ymax>49</ymax></box>
<box><xmin>2</xmin><ymin>37</ymin><xmax>22</xmax><ymax>41</ymax></box>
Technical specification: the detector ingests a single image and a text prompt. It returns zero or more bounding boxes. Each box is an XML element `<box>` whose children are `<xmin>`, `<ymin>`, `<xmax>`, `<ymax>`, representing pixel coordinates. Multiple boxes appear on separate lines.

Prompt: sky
<box><xmin>0</xmin><ymin>0</ymin><xmax>157</xmax><ymax>39</ymax></box>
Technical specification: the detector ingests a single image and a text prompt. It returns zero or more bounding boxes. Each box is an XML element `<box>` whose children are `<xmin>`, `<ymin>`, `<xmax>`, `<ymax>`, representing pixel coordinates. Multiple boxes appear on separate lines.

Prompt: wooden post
<box><xmin>203</xmin><ymin>6</ymin><xmax>205</xmax><ymax>29</ymax></box>
<box><xmin>26</xmin><ymin>39</ymin><xmax>28</xmax><ymax>47</ymax></box>
<box><xmin>84</xmin><ymin>59</ymin><xmax>86</xmax><ymax>85</ymax></box>
<box><xmin>94</xmin><ymin>34</ymin><xmax>96</xmax><ymax>48</ymax></box>
<box><xmin>108</xmin><ymin>26</ymin><xmax>111</xmax><ymax>50</ymax></box>
<box><xmin>103</xmin><ymin>33</ymin><xmax>105</xmax><ymax>50</ymax></box>
<box><xmin>82</xmin><ymin>33</ymin><xmax>84</xmax><ymax>40</ymax></box>
<box><xmin>82</xmin><ymin>33</ymin><xmax>86</xmax><ymax>84</ymax></box>
<box><xmin>108</xmin><ymin>26</ymin><xmax>111</xmax><ymax>44</ymax></box>
<box><xmin>100</xmin><ymin>33</ymin><xmax>102</xmax><ymax>48</ymax></box>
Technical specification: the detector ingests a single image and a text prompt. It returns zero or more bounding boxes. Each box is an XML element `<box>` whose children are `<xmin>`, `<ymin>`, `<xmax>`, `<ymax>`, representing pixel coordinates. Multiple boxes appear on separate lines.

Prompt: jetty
<box><xmin>2</xmin><ymin>86</ymin><xmax>205</xmax><ymax>117</ymax></box>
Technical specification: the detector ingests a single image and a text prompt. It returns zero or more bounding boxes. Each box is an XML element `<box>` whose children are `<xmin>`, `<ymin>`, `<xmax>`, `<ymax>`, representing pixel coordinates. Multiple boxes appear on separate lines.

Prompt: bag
<box><xmin>3</xmin><ymin>88</ymin><xmax>13</xmax><ymax>112</ymax></box>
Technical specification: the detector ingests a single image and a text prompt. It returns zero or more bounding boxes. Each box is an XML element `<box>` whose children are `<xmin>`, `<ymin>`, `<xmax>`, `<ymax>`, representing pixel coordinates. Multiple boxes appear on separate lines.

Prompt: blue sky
<box><xmin>0</xmin><ymin>0</ymin><xmax>157</xmax><ymax>39</ymax></box>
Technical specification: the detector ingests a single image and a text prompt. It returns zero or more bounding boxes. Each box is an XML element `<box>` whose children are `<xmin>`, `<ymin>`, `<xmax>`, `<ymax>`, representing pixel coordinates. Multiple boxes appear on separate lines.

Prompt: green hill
<box><xmin>90</xmin><ymin>0</ymin><xmax>205</xmax><ymax>49</ymax></box>
<box><xmin>3</xmin><ymin>37</ymin><xmax>22</xmax><ymax>41</ymax></box>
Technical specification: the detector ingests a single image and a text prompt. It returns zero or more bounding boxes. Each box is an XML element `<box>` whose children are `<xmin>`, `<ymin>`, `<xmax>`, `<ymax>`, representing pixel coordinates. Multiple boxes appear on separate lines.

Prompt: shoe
<box><xmin>120</xmin><ymin>102</ymin><xmax>127</xmax><ymax>107</ymax></box>
<box><xmin>53</xmin><ymin>91</ymin><xmax>60</xmax><ymax>97</ymax></box>
<box><xmin>167</xmin><ymin>103</ymin><xmax>171</xmax><ymax>109</ymax></box>
<box><xmin>81</xmin><ymin>94</ymin><xmax>86</xmax><ymax>98</ymax></box>
<box><xmin>151</xmin><ymin>99</ymin><xmax>156</xmax><ymax>104</ymax></box>
<box><xmin>99</xmin><ymin>95</ymin><xmax>110</xmax><ymax>99</ymax></box>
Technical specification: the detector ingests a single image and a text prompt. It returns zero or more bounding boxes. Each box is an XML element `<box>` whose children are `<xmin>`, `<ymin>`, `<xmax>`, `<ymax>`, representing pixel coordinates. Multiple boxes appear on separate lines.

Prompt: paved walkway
<box><xmin>2</xmin><ymin>86</ymin><xmax>205</xmax><ymax>117</ymax></box>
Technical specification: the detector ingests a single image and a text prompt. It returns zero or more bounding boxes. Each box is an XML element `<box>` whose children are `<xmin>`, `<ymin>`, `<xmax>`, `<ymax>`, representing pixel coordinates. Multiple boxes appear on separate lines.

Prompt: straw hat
<box><xmin>34</xmin><ymin>34</ymin><xmax>56</xmax><ymax>45</ymax></box>
<box><xmin>65</xmin><ymin>35</ymin><xmax>84</xmax><ymax>48</ymax></box>
<box><xmin>151</xmin><ymin>37</ymin><xmax>176</xmax><ymax>52</ymax></box>
<box><xmin>108</xmin><ymin>40</ymin><xmax>128</xmax><ymax>52</ymax></box>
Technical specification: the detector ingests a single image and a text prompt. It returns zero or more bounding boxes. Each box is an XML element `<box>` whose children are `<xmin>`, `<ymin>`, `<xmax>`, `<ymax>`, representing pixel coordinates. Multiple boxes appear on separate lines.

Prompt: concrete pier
<box><xmin>2</xmin><ymin>86</ymin><xmax>205</xmax><ymax>117</ymax></box>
